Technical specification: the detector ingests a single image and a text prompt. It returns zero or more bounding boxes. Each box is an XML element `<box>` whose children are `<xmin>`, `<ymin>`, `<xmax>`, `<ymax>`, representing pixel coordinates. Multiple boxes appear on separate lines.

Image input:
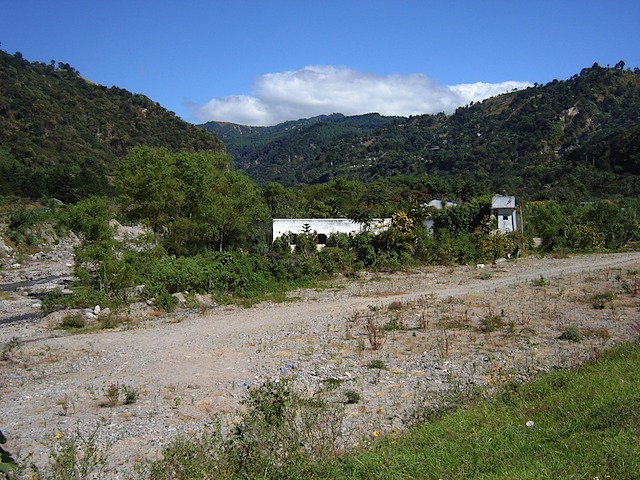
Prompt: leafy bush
<box><xmin>559</xmin><ymin>327</ymin><xmax>584</xmax><ymax>342</ymax></box>
<box><xmin>154</xmin><ymin>292</ymin><xmax>178</xmax><ymax>313</ymax></box>
<box><xmin>59</xmin><ymin>314</ymin><xmax>86</xmax><ymax>330</ymax></box>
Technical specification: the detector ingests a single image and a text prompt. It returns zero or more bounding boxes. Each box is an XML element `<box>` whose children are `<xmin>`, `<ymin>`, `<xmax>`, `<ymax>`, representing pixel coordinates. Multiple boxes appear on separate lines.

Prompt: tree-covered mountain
<box><xmin>200</xmin><ymin>113</ymin><xmax>402</xmax><ymax>185</ymax></box>
<box><xmin>212</xmin><ymin>63</ymin><xmax>640</xmax><ymax>201</ymax></box>
<box><xmin>0</xmin><ymin>49</ymin><xmax>224</xmax><ymax>202</ymax></box>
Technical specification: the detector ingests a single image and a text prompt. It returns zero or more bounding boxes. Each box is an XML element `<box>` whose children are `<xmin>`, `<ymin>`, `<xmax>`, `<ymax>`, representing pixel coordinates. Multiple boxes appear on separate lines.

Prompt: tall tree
<box><xmin>115</xmin><ymin>146</ymin><xmax>268</xmax><ymax>254</ymax></box>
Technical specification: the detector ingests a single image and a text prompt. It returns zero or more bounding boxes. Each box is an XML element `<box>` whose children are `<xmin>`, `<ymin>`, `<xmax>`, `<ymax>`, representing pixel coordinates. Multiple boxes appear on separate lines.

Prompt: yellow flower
<box><xmin>55</xmin><ymin>433</ymin><xmax>63</xmax><ymax>440</ymax></box>
<box><xmin>372</xmin><ymin>430</ymin><xmax>380</xmax><ymax>438</ymax></box>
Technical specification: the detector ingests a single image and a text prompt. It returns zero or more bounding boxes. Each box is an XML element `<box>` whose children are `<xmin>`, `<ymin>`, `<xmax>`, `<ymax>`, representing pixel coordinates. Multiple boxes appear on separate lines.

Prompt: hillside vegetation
<box><xmin>200</xmin><ymin>113</ymin><xmax>401</xmax><ymax>185</ymax></box>
<box><xmin>209</xmin><ymin>63</ymin><xmax>640</xmax><ymax>201</ymax></box>
<box><xmin>0</xmin><ymin>49</ymin><xmax>224</xmax><ymax>202</ymax></box>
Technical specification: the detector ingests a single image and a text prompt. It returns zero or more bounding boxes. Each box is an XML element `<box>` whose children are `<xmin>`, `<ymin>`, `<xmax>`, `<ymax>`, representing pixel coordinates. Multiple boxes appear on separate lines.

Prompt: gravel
<box><xmin>1</xmin><ymin>248</ymin><xmax>639</xmax><ymax>479</ymax></box>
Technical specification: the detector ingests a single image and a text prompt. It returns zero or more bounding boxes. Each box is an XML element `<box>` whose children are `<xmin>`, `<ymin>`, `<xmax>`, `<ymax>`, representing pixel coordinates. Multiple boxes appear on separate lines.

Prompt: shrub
<box><xmin>343</xmin><ymin>390</ymin><xmax>361</xmax><ymax>404</ymax></box>
<box><xmin>559</xmin><ymin>327</ymin><xmax>584</xmax><ymax>343</ymax></box>
<box><xmin>154</xmin><ymin>292</ymin><xmax>178</xmax><ymax>313</ymax></box>
<box><xmin>59</xmin><ymin>314</ymin><xmax>86</xmax><ymax>330</ymax></box>
<box><xmin>121</xmin><ymin>384</ymin><xmax>139</xmax><ymax>405</ymax></box>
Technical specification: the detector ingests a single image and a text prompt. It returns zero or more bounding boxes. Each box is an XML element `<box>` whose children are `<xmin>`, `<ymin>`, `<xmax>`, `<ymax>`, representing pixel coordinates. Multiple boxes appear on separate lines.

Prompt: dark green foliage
<box><xmin>0</xmin><ymin>49</ymin><xmax>223</xmax><ymax>201</ymax></box>
<box><xmin>0</xmin><ymin>430</ymin><xmax>19</xmax><ymax>479</ymax></box>
<box><xmin>559</xmin><ymin>327</ymin><xmax>584</xmax><ymax>342</ymax></box>
<box><xmin>200</xmin><ymin>113</ymin><xmax>401</xmax><ymax>186</ymax></box>
<box><xmin>216</xmin><ymin>65</ymin><xmax>640</xmax><ymax>201</ymax></box>
<box><xmin>154</xmin><ymin>292</ymin><xmax>178</xmax><ymax>313</ymax></box>
<box><xmin>59</xmin><ymin>314</ymin><xmax>87</xmax><ymax>330</ymax></box>
<box><xmin>116</xmin><ymin>147</ymin><xmax>269</xmax><ymax>255</ymax></box>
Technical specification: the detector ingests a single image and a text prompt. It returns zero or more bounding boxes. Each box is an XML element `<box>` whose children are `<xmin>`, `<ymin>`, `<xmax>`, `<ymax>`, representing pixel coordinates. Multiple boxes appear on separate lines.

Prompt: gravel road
<box><xmin>1</xmin><ymin>251</ymin><xmax>639</xmax><ymax>478</ymax></box>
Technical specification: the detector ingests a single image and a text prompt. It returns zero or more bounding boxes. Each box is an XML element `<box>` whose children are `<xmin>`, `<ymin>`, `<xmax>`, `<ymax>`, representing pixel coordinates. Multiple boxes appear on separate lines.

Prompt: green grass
<box><xmin>307</xmin><ymin>340</ymin><xmax>640</xmax><ymax>480</ymax></box>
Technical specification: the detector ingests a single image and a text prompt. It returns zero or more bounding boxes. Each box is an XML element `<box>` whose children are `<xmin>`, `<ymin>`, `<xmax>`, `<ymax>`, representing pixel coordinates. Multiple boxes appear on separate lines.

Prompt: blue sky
<box><xmin>2</xmin><ymin>1</ymin><xmax>639</xmax><ymax>125</ymax></box>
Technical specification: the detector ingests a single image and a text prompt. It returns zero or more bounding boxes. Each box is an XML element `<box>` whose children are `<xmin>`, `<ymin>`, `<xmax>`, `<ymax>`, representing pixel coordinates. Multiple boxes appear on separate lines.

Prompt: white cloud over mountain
<box><xmin>191</xmin><ymin>66</ymin><xmax>531</xmax><ymax>126</ymax></box>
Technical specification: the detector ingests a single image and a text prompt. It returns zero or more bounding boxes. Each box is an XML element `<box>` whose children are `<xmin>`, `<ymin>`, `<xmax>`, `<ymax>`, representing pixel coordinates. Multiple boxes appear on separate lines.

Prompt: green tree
<box><xmin>115</xmin><ymin>146</ymin><xmax>268</xmax><ymax>254</ymax></box>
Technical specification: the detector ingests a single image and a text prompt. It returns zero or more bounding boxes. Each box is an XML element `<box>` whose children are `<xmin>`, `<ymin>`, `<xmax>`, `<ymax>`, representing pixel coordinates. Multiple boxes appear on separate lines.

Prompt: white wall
<box><xmin>272</xmin><ymin>218</ymin><xmax>389</xmax><ymax>244</ymax></box>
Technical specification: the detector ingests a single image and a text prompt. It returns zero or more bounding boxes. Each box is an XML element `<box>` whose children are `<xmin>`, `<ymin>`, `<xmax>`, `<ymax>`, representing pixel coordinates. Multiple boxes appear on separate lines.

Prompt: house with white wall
<box><xmin>491</xmin><ymin>195</ymin><xmax>517</xmax><ymax>234</ymax></box>
<box><xmin>272</xmin><ymin>218</ymin><xmax>389</xmax><ymax>246</ymax></box>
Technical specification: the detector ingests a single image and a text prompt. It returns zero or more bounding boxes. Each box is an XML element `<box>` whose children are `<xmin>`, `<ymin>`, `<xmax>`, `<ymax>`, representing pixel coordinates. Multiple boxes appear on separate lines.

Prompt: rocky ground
<box><xmin>1</xmin><ymin>241</ymin><xmax>639</xmax><ymax>479</ymax></box>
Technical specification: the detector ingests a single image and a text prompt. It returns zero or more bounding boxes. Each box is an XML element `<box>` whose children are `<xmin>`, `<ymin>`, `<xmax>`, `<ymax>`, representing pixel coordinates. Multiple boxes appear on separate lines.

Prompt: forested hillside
<box><xmin>201</xmin><ymin>113</ymin><xmax>401</xmax><ymax>185</ymax></box>
<box><xmin>214</xmin><ymin>63</ymin><xmax>640</xmax><ymax>201</ymax></box>
<box><xmin>0</xmin><ymin>50</ymin><xmax>224</xmax><ymax>202</ymax></box>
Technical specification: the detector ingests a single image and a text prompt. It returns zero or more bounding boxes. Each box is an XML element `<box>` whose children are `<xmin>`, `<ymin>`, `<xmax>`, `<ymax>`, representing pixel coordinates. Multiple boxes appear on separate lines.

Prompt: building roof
<box><xmin>491</xmin><ymin>195</ymin><xmax>516</xmax><ymax>209</ymax></box>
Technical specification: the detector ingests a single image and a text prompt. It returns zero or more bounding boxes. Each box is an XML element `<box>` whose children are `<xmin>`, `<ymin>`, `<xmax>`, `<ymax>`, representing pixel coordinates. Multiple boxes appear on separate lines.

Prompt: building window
<box><xmin>503</xmin><ymin>215</ymin><xmax>509</xmax><ymax>221</ymax></box>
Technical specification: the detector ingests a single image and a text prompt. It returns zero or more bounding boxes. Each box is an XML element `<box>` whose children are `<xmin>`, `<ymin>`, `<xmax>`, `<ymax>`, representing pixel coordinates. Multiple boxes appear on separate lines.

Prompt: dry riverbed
<box><xmin>1</xmin><ymin>251</ymin><xmax>639</xmax><ymax>478</ymax></box>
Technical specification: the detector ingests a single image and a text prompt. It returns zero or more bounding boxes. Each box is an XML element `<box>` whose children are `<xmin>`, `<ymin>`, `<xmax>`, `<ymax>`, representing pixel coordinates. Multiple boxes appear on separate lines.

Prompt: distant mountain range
<box><xmin>201</xmin><ymin>62</ymin><xmax>640</xmax><ymax>200</ymax></box>
<box><xmin>1</xmin><ymin>46</ymin><xmax>638</xmax><ymax>203</ymax></box>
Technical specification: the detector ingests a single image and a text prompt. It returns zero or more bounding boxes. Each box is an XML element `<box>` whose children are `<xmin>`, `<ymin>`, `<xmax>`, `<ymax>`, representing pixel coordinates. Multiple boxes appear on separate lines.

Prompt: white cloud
<box><xmin>191</xmin><ymin>66</ymin><xmax>531</xmax><ymax>126</ymax></box>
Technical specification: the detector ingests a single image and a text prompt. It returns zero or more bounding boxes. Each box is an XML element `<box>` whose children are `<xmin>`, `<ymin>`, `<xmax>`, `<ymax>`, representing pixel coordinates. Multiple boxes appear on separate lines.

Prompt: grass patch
<box><xmin>307</xmin><ymin>340</ymin><xmax>640</xmax><ymax>479</ymax></box>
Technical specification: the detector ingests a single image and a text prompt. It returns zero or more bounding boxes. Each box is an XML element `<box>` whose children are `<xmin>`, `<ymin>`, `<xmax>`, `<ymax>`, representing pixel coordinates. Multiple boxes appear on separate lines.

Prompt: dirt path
<box><xmin>1</xmin><ymin>252</ymin><xmax>639</xmax><ymax>478</ymax></box>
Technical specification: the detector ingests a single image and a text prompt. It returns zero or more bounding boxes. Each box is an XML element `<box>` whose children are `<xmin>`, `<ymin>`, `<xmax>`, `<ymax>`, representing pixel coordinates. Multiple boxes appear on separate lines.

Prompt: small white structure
<box><xmin>421</xmin><ymin>199</ymin><xmax>458</xmax><ymax>234</ymax></box>
<box><xmin>491</xmin><ymin>195</ymin><xmax>517</xmax><ymax>234</ymax></box>
<box><xmin>272</xmin><ymin>218</ymin><xmax>389</xmax><ymax>246</ymax></box>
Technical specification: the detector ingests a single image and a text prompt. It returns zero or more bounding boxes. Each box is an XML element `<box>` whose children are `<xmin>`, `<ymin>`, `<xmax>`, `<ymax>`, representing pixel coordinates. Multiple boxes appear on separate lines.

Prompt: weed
<box><xmin>480</xmin><ymin>315</ymin><xmax>505</xmax><ymax>333</ymax></box>
<box><xmin>559</xmin><ymin>327</ymin><xmax>584</xmax><ymax>343</ymax></box>
<box><xmin>0</xmin><ymin>430</ymin><xmax>20</xmax><ymax>478</ymax></box>
<box><xmin>321</xmin><ymin>378</ymin><xmax>344</xmax><ymax>390</ymax></box>
<box><xmin>531</xmin><ymin>275</ymin><xmax>549</xmax><ymax>287</ymax></box>
<box><xmin>590</xmin><ymin>291</ymin><xmax>616</xmax><ymax>309</ymax></box>
<box><xmin>59</xmin><ymin>314</ymin><xmax>86</xmax><ymax>330</ymax></box>
<box><xmin>36</xmin><ymin>425</ymin><xmax>107</xmax><ymax>480</ymax></box>
<box><xmin>383</xmin><ymin>316</ymin><xmax>404</xmax><ymax>331</ymax></box>
<box><xmin>121</xmin><ymin>384</ymin><xmax>139</xmax><ymax>405</ymax></box>
<box><xmin>366</xmin><ymin>359</ymin><xmax>386</xmax><ymax>370</ymax></box>
<box><xmin>103</xmin><ymin>383</ymin><xmax>120</xmax><ymax>407</ymax></box>
<box><xmin>343</xmin><ymin>390</ymin><xmax>361</xmax><ymax>404</ymax></box>
<box><xmin>154</xmin><ymin>291</ymin><xmax>178</xmax><ymax>312</ymax></box>
<box><xmin>478</xmin><ymin>270</ymin><xmax>492</xmax><ymax>280</ymax></box>
<box><xmin>365</xmin><ymin>314</ymin><xmax>386</xmax><ymax>350</ymax></box>
<box><xmin>1</xmin><ymin>336</ymin><xmax>19</xmax><ymax>361</ymax></box>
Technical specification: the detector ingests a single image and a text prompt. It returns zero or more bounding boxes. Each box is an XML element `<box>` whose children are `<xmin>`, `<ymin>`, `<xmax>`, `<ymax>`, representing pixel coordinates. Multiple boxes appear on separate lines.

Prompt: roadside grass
<box><xmin>307</xmin><ymin>339</ymin><xmax>640</xmax><ymax>480</ymax></box>
<box><xmin>131</xmin><ymin>340</ymin><xmax>640</xmax><ymax>480</ymax></box>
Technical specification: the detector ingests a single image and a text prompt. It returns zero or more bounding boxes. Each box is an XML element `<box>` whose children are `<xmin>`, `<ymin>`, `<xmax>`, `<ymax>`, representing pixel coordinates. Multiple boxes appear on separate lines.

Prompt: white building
<box><xmin>491</xmin><ymin>195</ymin><xmax>517</xmax><ymax>234</ymax></box>
<box><xmin>272</xmin><ymin>218</ymin><xmax>389</xmax><ymax>246</ymax></box>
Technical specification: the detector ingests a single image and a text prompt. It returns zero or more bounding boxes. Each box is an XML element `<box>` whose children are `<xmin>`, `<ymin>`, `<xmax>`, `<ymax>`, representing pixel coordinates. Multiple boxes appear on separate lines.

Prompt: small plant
<box><xmin>590</xmin><ymin>291</ymin><xmax>616</xmax><ymax>309</ymax></box>
<box><xmin>59</xmin><ymin>314</ymin><xmax>86</xmax><ymax>330</ymax></box>
<box><xmin>531</xmin><ymin>275</ymin><xmax>549</xmax><ymax>287</ymax></box>
<box><xmin>365</xmin><ymin>315</ymin><xmax>386</xmax><ymax>350</ymax></box>
<box><xmin>559</xmin><ymin>327</ymin><xmax>584</xmax><ymax>343</ymax></box>
<box><xmin>154</xmin><ymin>291</ymin><xmax>178</xmax><ymax>313</ymax></box>
<box><xmin>121</xmin><ymin>384</ymin><xmax>139</xmax><ymax>405</ymax></box>
<box><xmin>478</xmin><ymin>270</ymin><xmax>492</xmax><ymax>280</ymax></box>
<box><xmin>367</xmin><ymin>359</ymin><xmax>386</xmax><ymax>370</ymax></box>
<box><xmin>0</xmin><ymin>430</ymin><xmax>19</xmax><ymax>479</ymax></box>
<box><xmin>43</xmin><ymin>425</ymin><xmax>107</xmax><ymax>480</ymax></box>
<box><xmin>103</xmin><ymin>383</ymin><xmax>120</xmax><ymax>407</ymax></box>
<box><xmin>343</xmin><ymin>390</ymin><xmax>361</xmax><ymax>404</ymax></box>
<box><xmin>321</xmin><ymin>378</ymin><xmax>344</xmax><ymax>390</ymax></box>
<box><xmin>383</xmin><ymin>316</ymin><xmax>404</xmax><ymax>331</ymax></box>
<box><xmin>1</xmin><ymin>337</ymin><xmax>19</xmax><ymax>361</ymax></box>
<box><xmin>480</xmin><ymin>315</ymin><xmax>505</xmax><ymax>333</ymax></box>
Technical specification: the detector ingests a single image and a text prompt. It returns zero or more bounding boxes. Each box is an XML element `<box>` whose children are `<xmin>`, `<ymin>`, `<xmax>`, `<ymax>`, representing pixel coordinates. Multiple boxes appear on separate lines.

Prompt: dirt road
<box><xmin>1</xmin><ymin>251</ymin><xmax>639</xmax><ymax>478</ymax></box>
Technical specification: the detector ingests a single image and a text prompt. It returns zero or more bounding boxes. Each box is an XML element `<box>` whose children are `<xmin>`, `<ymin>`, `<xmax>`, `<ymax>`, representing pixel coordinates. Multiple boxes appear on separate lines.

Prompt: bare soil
<box><xmin>1</xmin><ymin>251</ymin><xmax>639</xmax><ymax>478</ymax></box>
